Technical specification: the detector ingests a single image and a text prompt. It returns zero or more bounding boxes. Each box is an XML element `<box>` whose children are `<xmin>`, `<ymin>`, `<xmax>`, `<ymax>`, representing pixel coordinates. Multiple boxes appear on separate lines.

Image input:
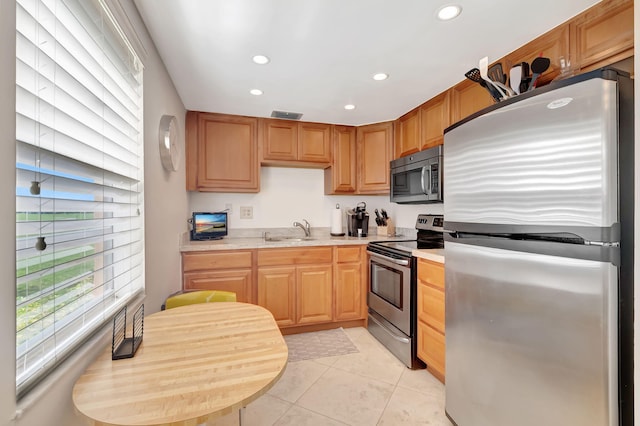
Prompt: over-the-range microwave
<box><xmin>390</xmin><ymin>145</ymin><xmax>443</xmax><ymax>204</ymax></box>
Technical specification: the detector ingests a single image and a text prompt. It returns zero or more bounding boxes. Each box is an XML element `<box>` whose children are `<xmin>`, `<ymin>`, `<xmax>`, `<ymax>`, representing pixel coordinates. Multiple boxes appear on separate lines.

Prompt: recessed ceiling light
<box><xmin>250</xmin><ymin>89</ymin><xmax>263</xmax><ymax>96</ymax></box>
<box><xmin>437</xmin><ymin>4</ymin><xmax>462</xmax><ymax>21</ymax></box>
<box><xmin>373</xmin><ymin>73</ymin><xmax>389</xmax><ymax>81</ymax></box>
<box><xmin>344</xmin><ymin>104</ymin><xmax>356</xmax><ymax>110</ymax></box>
<box><xmin>252</xmin><ymin>55</ymin><xmax>270</xmax><ymax>65</ymax></box>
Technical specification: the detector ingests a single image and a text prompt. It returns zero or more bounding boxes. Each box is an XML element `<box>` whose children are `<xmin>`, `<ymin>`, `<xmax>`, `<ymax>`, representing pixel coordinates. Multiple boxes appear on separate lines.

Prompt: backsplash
<box><xmin>188</xmin><ymin>167</ymin><xmax>444</xmax><ymax>230</ymax></box>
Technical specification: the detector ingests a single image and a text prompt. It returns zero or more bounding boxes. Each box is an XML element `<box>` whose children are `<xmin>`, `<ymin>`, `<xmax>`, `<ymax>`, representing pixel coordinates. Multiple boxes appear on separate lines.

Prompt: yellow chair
<box><xmin>162</xmin><ymin>290</ymin><xmax>237</xmax><ymax>310</ymax></box>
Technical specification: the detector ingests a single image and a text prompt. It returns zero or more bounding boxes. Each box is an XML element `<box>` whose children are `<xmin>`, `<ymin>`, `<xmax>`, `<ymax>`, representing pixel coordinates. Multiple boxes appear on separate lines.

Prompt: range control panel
<box><xmin>415</xmin><ymin>214</ymin><xmax>444</xmax><ymax>231</ymax></box>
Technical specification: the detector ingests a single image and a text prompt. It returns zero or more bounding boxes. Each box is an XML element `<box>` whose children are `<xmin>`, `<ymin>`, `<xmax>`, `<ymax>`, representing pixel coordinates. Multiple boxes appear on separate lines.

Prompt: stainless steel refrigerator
<box><xmin>443</xmin><ymin>68</ymin><xmax>634</xmax><ymax>426</ymax></box>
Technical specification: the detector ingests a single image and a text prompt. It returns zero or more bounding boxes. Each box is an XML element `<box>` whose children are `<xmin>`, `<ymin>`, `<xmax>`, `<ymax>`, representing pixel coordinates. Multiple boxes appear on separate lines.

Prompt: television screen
<box><xmin>191</xmin><ymin>212</ymin><xmax>227</xmax><ymax>240</ymax></box>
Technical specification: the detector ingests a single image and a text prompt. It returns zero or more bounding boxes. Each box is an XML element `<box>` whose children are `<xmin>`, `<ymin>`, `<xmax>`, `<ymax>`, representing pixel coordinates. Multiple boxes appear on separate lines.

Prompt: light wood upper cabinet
<box><xmin>449</xmin><ymin>79</ymin><xmax>494</xmax><ymax>124</ymax></box>
<box><xmin>299</xmin><ymin>122</ymin><xmax>332</xmax><ymax>163</ymax></box>
<box><xmin>570</xmin><ymin>0</ymin><xmax>634</xmax><ymax>72</ymax></box>
<box><xmin>261</xmin><ymin>119</ymin><xmax>298</xmax><ymax>161</ymax></box>
<box><xmin>260</xmin><ymin>119</ymin><xmax>331</xmax><ymax>167</ymax></box>
<box><xmin>395</xmin><ymin>91</ymin><xmax>450</xmax><ymax>159</ymax></box>
<box><xmin>357</xmin><ymin>121</ymin><xmax>393</xmax><ymax>194</ymax></box>
<box><xmin>394</xmin><ymin>108</ymin><xmax>420</xmax><ymax>159</ymax></box>
<box><xmin>420</xmin><ymin>91</ymin><xmax>450</xmax><ymax>150</ymax></box>
<box><xmin>324</xmin><ymin>125</ymin><xmax>357</xmax><ymax>194</ymax></box>
<box><xmin>185</xmin><ymin>111</ymin><xmax>259</xmax><ymax>192</ymax></box>
<box><xmin>504</xmin><ymin>24</ymin><xmax>570</xmax><ymax>87</ymax></box>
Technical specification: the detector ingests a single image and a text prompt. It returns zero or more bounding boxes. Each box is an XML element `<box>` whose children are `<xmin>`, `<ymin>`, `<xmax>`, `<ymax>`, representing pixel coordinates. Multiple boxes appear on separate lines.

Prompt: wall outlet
<box><xmin>239</xmin><ymin>206</ymin><xmax>253</xmax><ymax>219</ymax></box>
<box><xmin>225</xmin><ymin>203</ymin><xmax>232</xmax><ymax>213</ymax></box>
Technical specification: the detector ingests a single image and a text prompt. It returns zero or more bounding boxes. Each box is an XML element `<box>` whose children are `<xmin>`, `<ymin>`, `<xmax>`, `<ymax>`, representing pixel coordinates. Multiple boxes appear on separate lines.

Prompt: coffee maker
<box><xmin>347</xmin><ymin>202</ymin><xmax>369</xmax><ymax>237</ymax></box>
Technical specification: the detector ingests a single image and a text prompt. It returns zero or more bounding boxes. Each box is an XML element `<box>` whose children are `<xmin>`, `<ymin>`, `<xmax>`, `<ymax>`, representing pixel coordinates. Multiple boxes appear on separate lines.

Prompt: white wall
<box><xmin>189</xmin><ymin>167</ymin><xmax>444</xmax><ymax>231</ymax></box>
<box><xmin>0</xmin><ymin>1</ymin><xmax>188</xmax><ymax>425</ymax></box>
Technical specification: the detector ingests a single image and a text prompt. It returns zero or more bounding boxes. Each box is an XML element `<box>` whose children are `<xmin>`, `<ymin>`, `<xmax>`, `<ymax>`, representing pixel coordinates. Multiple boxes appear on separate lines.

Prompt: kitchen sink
<box><xmin>263</xmin><ymin>235</ymin><xmax>315</xmax><ymax>242</ymax></box>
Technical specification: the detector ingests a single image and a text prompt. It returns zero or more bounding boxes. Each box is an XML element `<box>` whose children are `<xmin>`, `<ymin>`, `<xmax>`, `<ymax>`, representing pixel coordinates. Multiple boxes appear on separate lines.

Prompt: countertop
<box><xmin>180</xmin><ymin>231</ymin><xmax>408</xmax><ymax>252</ymax></box>
<box><xmin>180</xmin><ymin>229</ymin><xmax>445</xmax><ymax>263</ymax></box>
<box><xmin>413</xmin><ymin>248</ymin><xmax>445</xmax><ymax>264</ymax></box>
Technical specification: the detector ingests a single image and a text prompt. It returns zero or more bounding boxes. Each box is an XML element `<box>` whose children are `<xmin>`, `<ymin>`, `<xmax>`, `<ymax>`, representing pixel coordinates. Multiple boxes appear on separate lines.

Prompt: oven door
<box><xmin>367</xmin><ymin>251</ymin><xmax>412</xmax><ymax>336</ymax></box>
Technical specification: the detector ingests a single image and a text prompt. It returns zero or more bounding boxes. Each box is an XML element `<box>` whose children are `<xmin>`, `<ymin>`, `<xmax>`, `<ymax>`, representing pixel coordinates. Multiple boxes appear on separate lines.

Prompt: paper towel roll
<box><xmin>330</xmin><ymin>204</ymin><xmax>343</xmax><ymax>235</ymax></box>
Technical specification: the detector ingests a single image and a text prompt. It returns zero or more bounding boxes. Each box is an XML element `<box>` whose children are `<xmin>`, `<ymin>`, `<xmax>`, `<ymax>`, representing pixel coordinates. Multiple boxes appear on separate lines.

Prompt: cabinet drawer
<box><xmin>258</xmin><ymin>247</ymin><xmax>332</xmax><ymax>266</ymax></box>
<box><xmin>182</xmin><ymin>251</ymin><xmax>253</xmax><ymax>272</ymax></box>
<box><xmin>183</xmin><ymin>270</ymin><xmax>252</xmax><ymax>303</ymax></box>
<box><xmin>335</xmin><ymin>246</ymin><xmax>362</xmax><ymax>263</ymax></box>
<box><xmin>417</xmin><ymin>258</ymin><xmax>444</xmax><ymax>290</ymax></box>
<box><xmin>417</xmin><ymin>283</ymin><xmax>445</xmax><ymax>334</ymax></box>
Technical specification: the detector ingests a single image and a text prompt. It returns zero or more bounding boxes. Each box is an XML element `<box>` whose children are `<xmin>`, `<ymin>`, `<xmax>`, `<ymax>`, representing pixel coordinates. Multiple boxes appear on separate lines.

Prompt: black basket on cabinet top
<box><xmin>112</xmin><ymin>304</ymin><xmax>144</xmax><ymax>360</ymax></box>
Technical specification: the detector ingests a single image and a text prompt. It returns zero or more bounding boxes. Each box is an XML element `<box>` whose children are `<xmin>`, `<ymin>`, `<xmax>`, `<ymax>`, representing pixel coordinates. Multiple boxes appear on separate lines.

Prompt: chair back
<box><xmin>164</xmin><ymin>290</ymin><xmax>237</xmax><ymax>310</ymax></box>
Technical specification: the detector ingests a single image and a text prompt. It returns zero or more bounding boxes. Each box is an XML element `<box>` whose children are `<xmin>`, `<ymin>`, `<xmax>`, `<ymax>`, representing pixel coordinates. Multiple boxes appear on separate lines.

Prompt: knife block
<box><xmin>377</xmin><ymin>218</ymin><xmax>395</xmax><ymax>236</ymax></box>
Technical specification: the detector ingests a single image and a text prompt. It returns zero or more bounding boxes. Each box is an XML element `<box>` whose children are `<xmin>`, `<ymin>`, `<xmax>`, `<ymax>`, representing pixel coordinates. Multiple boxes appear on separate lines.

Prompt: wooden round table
<box><xmin>72</xmin><ymin>302</ymin><xmax>288</xmax><ymax>426</ymax></box>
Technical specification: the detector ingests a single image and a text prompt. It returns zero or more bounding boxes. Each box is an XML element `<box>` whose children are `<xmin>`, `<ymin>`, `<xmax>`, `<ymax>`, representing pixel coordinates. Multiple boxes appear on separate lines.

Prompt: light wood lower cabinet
<box><xmin>182</xmin><ymin>244</ymin><xmax>367</xmax><ymax>330</ymax></box>
<box><xmin>182</xmin><ymin>250</ymin><xmax>254</xmax><ymax>303</ymax></box>
<box><xmin>257</xmin><ymin>266</ymin><xmax>296</xmax><ymax>326</ymax></box>
<box><xmin>257</xmin><ymin>247</ymin><xmax>333</xmax><ymax>328</ymax></box>
<box><xmin>334</xmin><ymin>246</ymin><xmax>365</xmax><ymax>321</ymax></box>
<box><xmin>296</xmin><ymin>265</ymin><xmax>333</xmax><ymax>324</ymax></box>
<box><xmin>417</xmin><ymin>257</ymin><xmax>446</xmax><ymax>383</ymax></box>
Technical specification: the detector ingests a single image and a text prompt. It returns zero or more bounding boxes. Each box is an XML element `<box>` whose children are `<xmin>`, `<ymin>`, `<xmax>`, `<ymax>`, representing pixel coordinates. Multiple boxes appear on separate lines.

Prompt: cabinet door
<box><xmin>261</xmin><ymin>119</ymin><xmax>298</xmax><ymax>161</ymax></box>
<box><xmin>394</xmin><ymin>108</ymin><xmax>420</xmax><ymax>159</ymax></box>
<box><xmin>298</xmin><ymin>122</ymin><xmax>331</xmax><ymax>163</ymax></box>
<box><xmin>324</xmin><ymin>125</ymin><xmax>357</xmax><ymax>193</ymax></box>
<box><xmin>503</xmin><ymin>24</ymin><xmax>569</xmax><ymax>88</ymax></box>
<box><xmin>570</xmin><ymin>0</ymin><xmax>633</xmax><ymax>72</ymax></box>
<box><xmin>420</xmin><ymin>91</ymin><xmax>450</xmax><ymax>150</ymax></box>
<box><xmin>417</xmin><ymin>323</ymin><xmax>445</xmax><ymax>383</ymax></box>
<box><xmin>357</xmin><ymin>121</ymin><xmax>393</xmax><ymax>194</ymax></box>
<box><xmin>334</xmin><ymin>262</ymin><xmax>363</xmax><ymax>321</ymax></box>
<box><xmin>296</xmin><ymin>265</ymin><xmax>333</xmax><ymax>324</ymax></box>
<box><xmin>417</xmin><ymin>283</ymin><xmax>444</xmax><ymax>334</ymax></box>
<box><xmin>187</xmin><ymin>112</ymin><xmax>259</xmax><ymax>192</ymax></box>
<box><xmin>449</xmin><ymin>80</ymin><xmax>494</xmax><ymax>124</ymax></box>
<box><xmin>183</xmin><ymin>270</ymin><xmax>252</xmax><ymax>303</ymax></box>
<box><xmin>258</xmin><ymin>267</ymin><xmax>296</xmax><ymax>326</ymax></box>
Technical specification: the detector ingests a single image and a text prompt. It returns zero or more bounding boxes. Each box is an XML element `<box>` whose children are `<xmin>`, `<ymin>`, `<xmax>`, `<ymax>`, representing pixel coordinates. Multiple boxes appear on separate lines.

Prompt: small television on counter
<box><xmin>190</xmin><ymin>211</ymin><xmax>228</xmax><ymax>241</ymax></box>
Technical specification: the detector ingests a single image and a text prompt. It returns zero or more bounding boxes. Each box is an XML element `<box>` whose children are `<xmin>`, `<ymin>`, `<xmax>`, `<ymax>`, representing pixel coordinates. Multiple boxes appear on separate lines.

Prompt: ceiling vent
<box><xmin>271</xmin><ymin>110</ymin><xmax>303</xmax><ymax>120</ymax></box>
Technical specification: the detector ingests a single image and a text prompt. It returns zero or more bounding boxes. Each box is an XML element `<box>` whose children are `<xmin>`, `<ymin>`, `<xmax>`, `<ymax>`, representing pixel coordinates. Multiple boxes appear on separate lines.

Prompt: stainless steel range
<box><xmin>366</xmin><ymin>214</ymin><xmax>444</xmax><ymax>368</ymax></box>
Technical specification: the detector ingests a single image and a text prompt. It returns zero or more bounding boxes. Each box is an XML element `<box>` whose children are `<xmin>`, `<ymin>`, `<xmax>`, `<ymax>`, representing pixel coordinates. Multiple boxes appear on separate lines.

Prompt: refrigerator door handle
<box><xmin>585</xmin><ymin>240</ymin><xmax>620</xmax><ymax>247</ymax></box>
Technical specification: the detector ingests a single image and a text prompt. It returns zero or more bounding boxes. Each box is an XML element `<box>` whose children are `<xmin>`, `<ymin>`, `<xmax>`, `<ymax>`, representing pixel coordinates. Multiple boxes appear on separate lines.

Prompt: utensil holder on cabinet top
<box><xmin>377</xmin><ymin>218</ymin><xmax>395</xmax><ymax>236</ymax></box>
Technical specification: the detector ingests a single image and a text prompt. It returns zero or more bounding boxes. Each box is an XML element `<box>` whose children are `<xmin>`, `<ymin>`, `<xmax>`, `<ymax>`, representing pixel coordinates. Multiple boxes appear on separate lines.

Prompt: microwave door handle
<box><xmin>421</xmin><ymin>165</ymin><xmax>431</xmax><ymax>195</ymax></box>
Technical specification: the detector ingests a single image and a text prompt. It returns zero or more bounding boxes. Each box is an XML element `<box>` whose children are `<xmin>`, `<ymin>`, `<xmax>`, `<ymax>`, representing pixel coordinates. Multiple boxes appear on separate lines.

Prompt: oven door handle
<box><xmin>368</xmin><ymin>313</ymin><xmax>410</xmax><ymax>344</ymax></box>
<box><xmin>367</xmin><ymin>251</ymin><xmax>410</xmax><ymax>266</ymax></box>
<box><xmin>420</xmin><ymin>165</ymin><xmax>430</xmax><ymax>195</ymax></box>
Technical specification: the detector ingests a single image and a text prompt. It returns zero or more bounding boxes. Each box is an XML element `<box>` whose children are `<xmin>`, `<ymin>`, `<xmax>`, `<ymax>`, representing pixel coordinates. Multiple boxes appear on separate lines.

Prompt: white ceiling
<box><xmin>134</xmin><ymin>0</ymin><xmax>600</xmax><ymax>126</ymax></box>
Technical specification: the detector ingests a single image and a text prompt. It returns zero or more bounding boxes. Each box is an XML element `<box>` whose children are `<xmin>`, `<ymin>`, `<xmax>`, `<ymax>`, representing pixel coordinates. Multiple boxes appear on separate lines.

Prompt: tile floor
<box><xmin>209</xmin><ymin>327</ymin><xmax>453</xmax><ymax>426</ymax></box>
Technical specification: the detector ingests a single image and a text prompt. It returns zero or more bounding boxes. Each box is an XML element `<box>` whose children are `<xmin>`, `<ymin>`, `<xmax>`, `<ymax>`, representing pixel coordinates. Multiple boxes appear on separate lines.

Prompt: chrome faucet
<box><xmin>293</xmin><ymin>219</ymin><xmax>311</xmax><ymax>238</ymax></box>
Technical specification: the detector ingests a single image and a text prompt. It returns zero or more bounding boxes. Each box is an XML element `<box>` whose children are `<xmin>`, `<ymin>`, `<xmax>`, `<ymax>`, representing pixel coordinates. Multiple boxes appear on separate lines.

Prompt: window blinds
<box><xmin>15</xmin><ymin>0</ymin><xmax>144</xmax><ymax>396</ymax></box>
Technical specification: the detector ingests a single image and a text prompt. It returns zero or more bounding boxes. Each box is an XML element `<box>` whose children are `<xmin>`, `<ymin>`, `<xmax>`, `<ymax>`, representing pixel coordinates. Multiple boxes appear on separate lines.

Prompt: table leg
<box><xmin>239</xmin><ymin>407</ymin><xmax>246</xmax><ymax>425</ymax></box>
